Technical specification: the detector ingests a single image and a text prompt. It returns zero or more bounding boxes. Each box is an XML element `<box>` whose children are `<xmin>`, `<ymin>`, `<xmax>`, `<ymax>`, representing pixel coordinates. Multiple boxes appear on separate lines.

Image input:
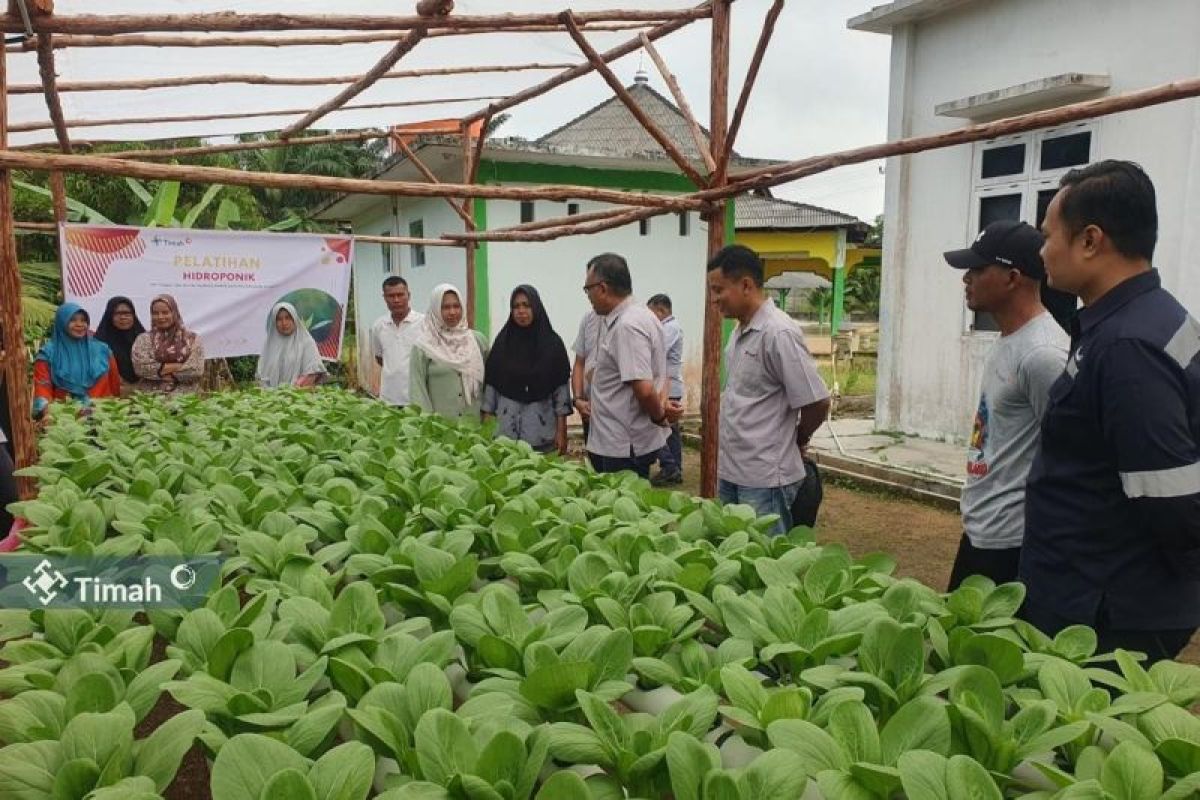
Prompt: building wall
<box><xmin>486</xmin><ymin>190</ymin><xmax>711</xmax><ymax>411</ymax></box>
<box><xmin>876</xmin><ymin>0</ymin><xmax>1200</xmax><ymax>441</ymax></box>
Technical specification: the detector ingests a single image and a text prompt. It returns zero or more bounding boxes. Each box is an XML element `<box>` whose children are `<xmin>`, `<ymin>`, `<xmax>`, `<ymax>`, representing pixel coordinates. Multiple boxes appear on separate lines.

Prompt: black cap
<box><xmin>944</xmin><ymin>219</ymin><xmax>1045</xmax><ymax>279</ymax></box>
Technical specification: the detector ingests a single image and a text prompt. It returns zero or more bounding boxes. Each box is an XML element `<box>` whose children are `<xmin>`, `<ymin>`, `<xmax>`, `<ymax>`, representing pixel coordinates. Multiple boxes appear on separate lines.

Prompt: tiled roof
<box><xmin>535</xmin><ymin>77</ymin><xmax>760</xmax><ymax>167</ymax></box>
<box><xmin>734</xmin><ymin>195</ymin><xmax>865</xmax><ymax>229</ymax></box>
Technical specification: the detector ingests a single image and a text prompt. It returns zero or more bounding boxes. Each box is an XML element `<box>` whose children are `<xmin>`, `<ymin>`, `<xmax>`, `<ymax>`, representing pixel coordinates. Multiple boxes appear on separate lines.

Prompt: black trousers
<box><xmin>947</xmin><ymin>533</ymin><xmax>1021</xmax><ymax>591</ymax></box>
<box><xmin>1021</xmin><ymin>597</ymin><xmax>1195</xmax><ymax>665</ymax></box>
<box><xmin>588</xmin><ymin>450</ymin><xmax>657</xmax><ymax>479</ymax></box>
<box><xmin>0</xmin><ymin>445</ymin><xmax>16</xmax><ymax>538</ymax></box>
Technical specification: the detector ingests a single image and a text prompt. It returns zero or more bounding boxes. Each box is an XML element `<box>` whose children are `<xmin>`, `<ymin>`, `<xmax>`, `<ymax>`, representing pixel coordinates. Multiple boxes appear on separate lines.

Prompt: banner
<box><xmin>60</xmin><ymin>225</ymin><xmax>354</xmax><ymax>360</ymax></box>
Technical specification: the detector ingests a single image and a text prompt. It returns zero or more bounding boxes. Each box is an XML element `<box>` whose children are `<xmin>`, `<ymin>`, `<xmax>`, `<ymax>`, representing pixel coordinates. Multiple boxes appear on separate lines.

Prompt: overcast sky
<box><xmin>14</xmin><ymin>1</ymin><xmax>891</xmax><ymax>221</ymax></box>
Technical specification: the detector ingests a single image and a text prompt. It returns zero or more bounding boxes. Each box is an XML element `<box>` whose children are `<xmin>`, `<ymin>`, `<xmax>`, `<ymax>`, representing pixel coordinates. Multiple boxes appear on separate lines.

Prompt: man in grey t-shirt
<box><xmin>944</xmin><ymin>219</ymin><xmax>1070</xmax><ymax>589</ymax></box>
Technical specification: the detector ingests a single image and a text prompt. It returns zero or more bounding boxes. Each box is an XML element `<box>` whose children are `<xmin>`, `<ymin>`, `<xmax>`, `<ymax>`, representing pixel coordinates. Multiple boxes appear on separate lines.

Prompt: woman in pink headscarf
<box><xmin>131</xmin><ymin>294</ymin><xmax>206</xmax><ymax>394</ymax></box>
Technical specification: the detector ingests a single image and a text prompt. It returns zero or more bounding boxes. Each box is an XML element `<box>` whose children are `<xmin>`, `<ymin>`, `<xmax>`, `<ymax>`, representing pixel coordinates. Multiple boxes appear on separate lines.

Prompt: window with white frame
<box><xmin>381</xmin><ymin>230</ymin><xmax>393</xmax><ymax>274</ymax></box>
<box><xmin>967</xmin><ymin>122</ymin><xmax>1095</xmax><ymax>332</ymax></box>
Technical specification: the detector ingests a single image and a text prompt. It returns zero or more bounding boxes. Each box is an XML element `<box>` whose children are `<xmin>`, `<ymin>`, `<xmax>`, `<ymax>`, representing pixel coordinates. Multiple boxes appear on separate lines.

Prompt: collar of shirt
<box><xmin>603</xmin><ymin>296</ymin><xmax>636</xmax><ymax>328</ymax></box>
<box><xmin>738</xmin><ymin>297</ymin><xmax>777</xmax><ymax>336</ymax></box>
<box><xmin>662</xmin><ymin>314</ymin><xmax>676</xmax><ymax>325</ymax></box>
<box><xmin>384</xmin><ymin>311</ymin><xmax>422</xmax><ymax>328</ymax></box>
<box><xmin>1075</xmin><ymin>269</ymin><xmax>1160</xmax><ymax>337</ymax></box>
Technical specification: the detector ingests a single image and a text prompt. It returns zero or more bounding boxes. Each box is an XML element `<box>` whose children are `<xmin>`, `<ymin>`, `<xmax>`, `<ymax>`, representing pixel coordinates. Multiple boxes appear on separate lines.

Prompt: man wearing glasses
<box><xmin>582</xmin><ymin>253</ymin><xmax>683</xmax><ymax>478</ymax></box>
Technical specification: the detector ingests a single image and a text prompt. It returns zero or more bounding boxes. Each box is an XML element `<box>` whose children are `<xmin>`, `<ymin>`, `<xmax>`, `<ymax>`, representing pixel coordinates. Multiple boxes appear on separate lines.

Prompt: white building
<box><xmin>850</xmin><ymin>0</ymin><xmax>1200</xmax><ymax>441</ymax></box>
<box><xmin>317</xmin><ymin>75</ymin><xmax>777</xmax><ymax>409</ymax></box>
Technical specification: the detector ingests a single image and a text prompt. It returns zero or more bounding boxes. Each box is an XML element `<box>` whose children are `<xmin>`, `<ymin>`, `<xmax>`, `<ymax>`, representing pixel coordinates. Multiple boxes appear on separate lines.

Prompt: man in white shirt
<box><xmin>369</xmin><ymin>276</ymin><xmax>424</xmax><ymax>407</ymax></box>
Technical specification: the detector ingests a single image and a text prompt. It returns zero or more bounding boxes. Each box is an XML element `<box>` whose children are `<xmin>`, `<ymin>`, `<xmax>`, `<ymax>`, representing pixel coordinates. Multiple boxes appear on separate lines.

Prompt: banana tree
<box><xmin>124</xmin><ymin>179</ymin><xmax>241</xmax><ymax>229</ymax></box>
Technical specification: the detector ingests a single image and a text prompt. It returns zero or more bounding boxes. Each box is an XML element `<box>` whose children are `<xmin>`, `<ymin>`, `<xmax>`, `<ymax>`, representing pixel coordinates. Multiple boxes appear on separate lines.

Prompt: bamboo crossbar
<box><xmin>707</xmin><ymin>75</ymin><xmax>1200</xmax><ymax>201</ymax></box>
<box><xmin>639</xmin><ymin>32</ymin><xmax>715</xmax><ymax>176</ymax></box>
<box><xmin>10</xmin><ymin>95</ymin><xmax>507</xmax><ymax>133</ymax></box>
<box><xmin>7</xmin><ymin>23</ymin><xmax>654</xmax><ymax>50</ymax></box>
<box><xmin>449</xmin><ymin>205</ymin><xmax>636</xmax><ymax>239</ymax></box>
<box><xmin>0</xmin><ymin>148</ymin><xmax>706</xmax><ymax>210</ymax></box>
<box><xmin>0</xmin><ymin>9</ymin><xmax>709</xmax><ymax>35</ymax></box>
<box><xmin>34</xmin><ymin>30</ymin><xmax>70</xmax><ymax>153</ymax></box>
<box><xmin>562</xmin><ymin>12</ymin><xmax>707</xmax><ymax>188</ymax></box>
<box><xmin>101</xmin><ymin>130</ymin><xmax>391</xmax><ymax>161</ymax></box>
<box><xmin>457</xmin><ymin>205</ymin><xmax>664</xmax><ymax>243</ymax></box>
<box><xmin>353</xmin><ymin>233</ymin><xmax>463</xmax><ymax>247</ymax></box>
<box><xmin>6</xmin><ymin>63</ymin><xmax>579</xmax><ymax>94</ymax></box>
<box><xmin>464</xmin><ymin>4</ymin><xmax>710</xmax><ymax>122</ymax></box>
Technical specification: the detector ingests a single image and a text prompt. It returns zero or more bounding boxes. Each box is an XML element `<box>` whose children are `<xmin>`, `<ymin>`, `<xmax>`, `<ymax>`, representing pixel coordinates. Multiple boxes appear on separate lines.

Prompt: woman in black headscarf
<box><xmin>482</xmin><ymin>285</ymin><xmax>572</xmax><ymax>455</ymax></box>
<box><xmin>94</xmin><ymin>296</ymin><xmax>146</xmax><ymax>391</ymax></box>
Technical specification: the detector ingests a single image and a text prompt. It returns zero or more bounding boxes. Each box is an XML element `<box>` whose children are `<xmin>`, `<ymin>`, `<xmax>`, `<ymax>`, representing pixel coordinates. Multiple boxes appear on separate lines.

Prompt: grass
<box><xmin>817</xmin><ymin>355</ymin><xmax>877</xmax><ymax>397</ymax></box>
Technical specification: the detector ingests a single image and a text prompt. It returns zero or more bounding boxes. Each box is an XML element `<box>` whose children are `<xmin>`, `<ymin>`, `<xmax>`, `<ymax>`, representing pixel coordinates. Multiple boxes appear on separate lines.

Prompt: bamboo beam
<box><xmin>719</xmin><ymin>0</ymin><xmax>783</xmax><ymax>177</ymax></box>
<box><xmin>0</xmin><ymin>44</ymin><xmax>37</xmax><ymax>498</ymax></box>
<box><xmin>7</xmin><ymin>62</ymin><xmax>579</xmax><ymax>94</ymax></box>
<box><xmin>638</xmin><ymin>32</ymin><xmax>715</xmax><ymax>175</ymax></box>
<box><xmin>450</xmin><ymin>205</ymin><xmax>634</xmax><ymax>239</ymax></box>
<box><xmin>451</xmin><ymin>205</ymin><xmax>663</xmax><ymax>243</ymax></box>
<box><xmin>0</xmin><ymin>8</ymin><xmax>707</xmax><ymax>35</ymax></box>
<box><xmin>700</xmin><ymin>0</ymin><xmax>732</xmax><ymax>500</ymax></box>
<box><xmin>14</xmin><ymin>220</ymin><xmax>55</xmax><ymax>231</ymax></box>
<box><xmin>34</xmin><ymin>31</ymin><xmax>70</xmax><ymax>153</ymax></box>
<box><xmin>561</xmin><ymin>11</ymin><xmax>708</xmax><ymax>188</ymax></box>
<box><xmin>9</xmin><ymin>22</ymin><xmax>654</xmax><ymax>50</ymax></box>
<box><xmin>280</xmin><ymin>0</ymin><xmax>444</xmax><ymax>139</ymax></box>
<box><xmin>463</xmin><ymin>5</ymin><xmax>709</xmax><ymax>122</ymax></box>
<box><xmin>10</xmin><ymin>95</ymin><xmax>506</xmax><ymax>133</ymax></box>
<box><xmin>0</xmin><ymin>148</ymin><xmax>703</xmax><ymax>209</ymax></box>
<box><xmin>354</xmin><ymin>233</ymin><xmax>462</xmax><ymax>247</ymax></box>
<box><xmin>391</xmin><ymin>134</ymin><xmax>476</xmax><ymax>230</ymax></box>
<box><xmin>705</xmin><ymin>75</ymin><xmax>1200</xmax><ymax>202</ymax></box>
<box><xmin>103</xmin><ymin>130</ymin><xmax>390</xmax><ymax>161</ymax></box>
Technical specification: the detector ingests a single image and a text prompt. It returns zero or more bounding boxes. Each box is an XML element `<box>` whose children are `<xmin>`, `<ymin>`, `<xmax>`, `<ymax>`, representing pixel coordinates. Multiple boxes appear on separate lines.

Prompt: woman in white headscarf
<box><xmin>256</xmin><ymin>302</ymin><xmax>327</xmax><ymax>389</ymax></box>
<box><xmin>409</xmin><ymin>284</ymin><xmax>488</xmax><ymax>421</ymax></box>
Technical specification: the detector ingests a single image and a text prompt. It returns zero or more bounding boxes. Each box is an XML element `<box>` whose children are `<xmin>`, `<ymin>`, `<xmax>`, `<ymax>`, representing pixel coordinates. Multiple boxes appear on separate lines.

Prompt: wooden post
<box><xmin>461</xmin><ymin>124</ymin><xmax>478</xmax><ymax>330</ymax></box>
<box><xmin>700</xmin><ymin>0</ymin><xmax>731</xmax><ymax>499</ymax></box>
<box><xmin>0</xmin><ymin>44</ymin><xmax>37</xmax><ymax>498</ymax></box>
<box><xmin>718</xmin><ymin>0</ymin><xmax>783</xmax><ymax>176</ymax></box>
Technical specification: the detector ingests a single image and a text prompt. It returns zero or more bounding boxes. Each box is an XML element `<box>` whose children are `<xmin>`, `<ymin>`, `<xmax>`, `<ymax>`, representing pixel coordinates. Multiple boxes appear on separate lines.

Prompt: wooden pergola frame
<box><xmin>1</xmin><ymin>1</ymin><xmax>1199</xmax><ymax>501</ymax></box>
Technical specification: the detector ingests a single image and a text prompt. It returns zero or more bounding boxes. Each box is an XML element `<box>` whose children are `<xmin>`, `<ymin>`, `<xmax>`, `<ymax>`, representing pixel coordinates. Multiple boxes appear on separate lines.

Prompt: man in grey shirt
<box><xmin>944</xmin><ymin>219</ymin><xmax>1069</xmax><ymax>589</ymax></box>
<box><xmin>584</xmin><ymin>253</ymin><xmax>682</xmax><ymax>478</ymax></box>
<box><xmin>708</xmin><ymin>245</ymin><xmax>831</xmax><ymax>535</ymax></box>
<box><xmin>648</xmin><ymin>293</ymin><xmax>684</xmax><ymax>486</ymax></box>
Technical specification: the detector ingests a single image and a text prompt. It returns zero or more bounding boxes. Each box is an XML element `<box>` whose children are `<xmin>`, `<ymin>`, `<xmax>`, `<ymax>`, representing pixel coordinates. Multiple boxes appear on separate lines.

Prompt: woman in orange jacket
<box><xmin>32</xmin><ymin>302</ymin><xmax>122</xmax><ymax>418</ymax></box>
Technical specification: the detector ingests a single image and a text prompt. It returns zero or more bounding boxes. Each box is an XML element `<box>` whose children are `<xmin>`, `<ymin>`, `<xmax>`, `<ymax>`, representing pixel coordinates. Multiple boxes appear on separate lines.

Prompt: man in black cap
<box><xmin>944</xmin><ymin>219</ymin><xmax>1069</xmax><ymax>589</ymax></box>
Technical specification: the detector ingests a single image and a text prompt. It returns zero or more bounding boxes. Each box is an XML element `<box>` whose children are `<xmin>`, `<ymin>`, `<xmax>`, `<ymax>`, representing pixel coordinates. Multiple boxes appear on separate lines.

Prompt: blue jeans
<box><xmin>718</xmin><ymin>479</ymin><xmax>802</xmax><ymax>536</ymax></box>
<box><xmin>589</xmin><ymin>450</ymin><xmax>658</xmax><ymax>479</ymax></box>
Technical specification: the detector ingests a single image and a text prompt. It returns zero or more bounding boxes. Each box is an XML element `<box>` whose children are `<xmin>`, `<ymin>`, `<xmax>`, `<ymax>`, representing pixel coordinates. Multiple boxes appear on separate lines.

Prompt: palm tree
<box><xmin>237</xmin><ymin>134</ymin><xmax>388</xmax><ymax>230</ymax></box>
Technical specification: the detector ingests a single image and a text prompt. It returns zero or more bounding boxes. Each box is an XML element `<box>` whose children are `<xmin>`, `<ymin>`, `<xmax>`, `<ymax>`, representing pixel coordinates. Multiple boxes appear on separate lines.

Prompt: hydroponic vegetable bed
<box><xmin>2</xmin><ymin>389</ymin><xmax>1199</xmax><ymax>800</ymax></box>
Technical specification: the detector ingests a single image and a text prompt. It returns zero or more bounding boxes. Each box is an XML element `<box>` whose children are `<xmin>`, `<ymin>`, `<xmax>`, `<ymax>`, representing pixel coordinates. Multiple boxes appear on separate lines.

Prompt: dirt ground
<box><xmin>669</xmin><ymin>447</ymin><xmax>1200</xmax><ymax>665</ymax></box>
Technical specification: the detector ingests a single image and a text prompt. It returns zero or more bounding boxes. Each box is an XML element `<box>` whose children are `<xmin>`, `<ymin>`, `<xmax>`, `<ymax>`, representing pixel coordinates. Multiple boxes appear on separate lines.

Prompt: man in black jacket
<box><xmin>1021</xmin><ymin>161</ymin><xmax>1200</xmax><ymax>662</ymax></box>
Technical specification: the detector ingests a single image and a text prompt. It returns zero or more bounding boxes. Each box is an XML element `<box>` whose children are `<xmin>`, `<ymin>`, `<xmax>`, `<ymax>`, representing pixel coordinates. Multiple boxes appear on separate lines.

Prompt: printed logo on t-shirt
<box><xmin>967</xmin><ymin>395</ymin><xmax>990</xmax><ymax>477</ymax></box>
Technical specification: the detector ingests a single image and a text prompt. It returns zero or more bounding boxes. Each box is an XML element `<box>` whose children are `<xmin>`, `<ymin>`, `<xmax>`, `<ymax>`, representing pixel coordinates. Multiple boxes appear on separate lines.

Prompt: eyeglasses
<box><xmin>582</xmin><ymin>281</ymin><xmax>604</xmax><ymax>295</ymax></box>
